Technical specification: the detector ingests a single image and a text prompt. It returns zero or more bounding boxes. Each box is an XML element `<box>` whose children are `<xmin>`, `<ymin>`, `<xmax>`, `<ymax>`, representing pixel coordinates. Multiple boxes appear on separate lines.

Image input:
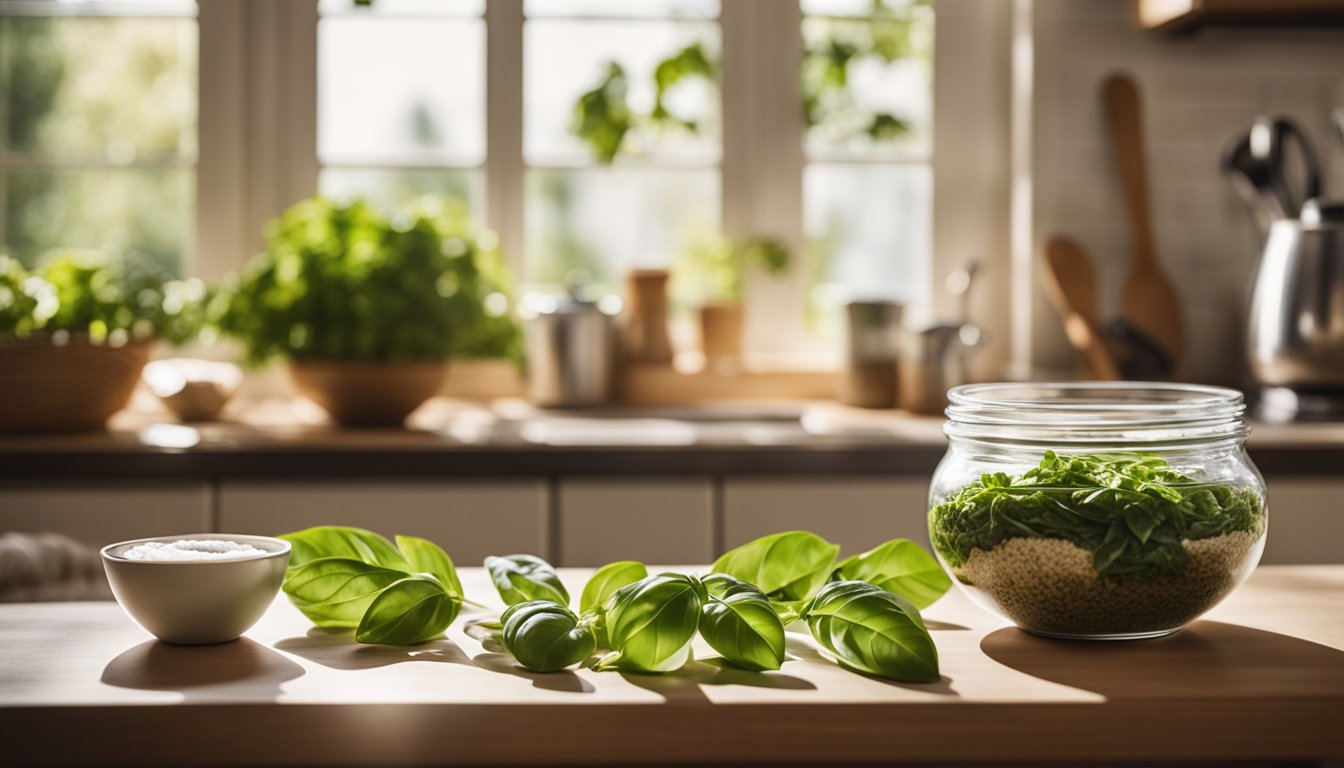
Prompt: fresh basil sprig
<box><xmin>712</xmin><ymin>530</ymin><xmax>840</xmax><ymax>605</ymax></box>
<box><xmin>597</xmin><ymin>573</ymin><xmax>706</xmax><ymax>673</ymax></box>
<box><xmin>283</xmin><ymin>558</ymin><xmax>409</xmax><ymax>628</ymax></box>
<box><xmin>279</xmin><ymin>526</ymin><xmax>463</xmax><ymax>645</ymax></box>
<box><xmin>282</xmin><ymin>525</ymin><xmax>411</xmax><ymax>573</ymax></box>
<box><xmin>579</xmin><ymin>560</ymin><xmax>648</xmax><ymax>647</ymax></box>
<box><xmin>485</xmin><ymin>554</ymin><xmax>570</xmax><ymax>607</ymax></box>
<box><xmin>356</xmin><ymin>574</ymin><xmax>460</xmax><ymax>645</ymax></box>
<box><xmin>833</xmin><ymin>538</ymin><xmax>952</xmax><ymax>610</ymax></box>
<box><xmin>500</xmin><ymin>600</ymin><xmax>597</xmax><ymax>672</ymax></box>
<box><xmin>699</xmin><ymin>573</ymin><xmax>785</xmax><ymax>671</ymax></box>
<box><xmin>804</xmin><ymin>580</ymin><xmax>940</xmax><ymax>682</ymax></box>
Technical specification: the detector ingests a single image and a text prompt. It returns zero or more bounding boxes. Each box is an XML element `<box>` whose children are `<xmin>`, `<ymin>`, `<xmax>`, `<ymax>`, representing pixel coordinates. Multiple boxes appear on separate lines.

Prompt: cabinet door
<box><xmin>1262</xmin><ymin>480</ymin><xmax>1344</xmax><ymax>565</ymax></box>
<box><xmin>722</xmin><ymin>478</ymin><xmax>930</xmax><ymax>556</ymax></box>
<box><xmin>558</xmin><ymin>479</ymin><xmax>714</xmax><ymax>566</ymax></box>
<box><xmin>0</xmin><ymin>482</ymin><xmax>211</xmax><ymax>547</ymax></box>
<box><xmin>218</xmin><ymin>480</ymin><xmax>549</xmax><ymax>564</ymax></box>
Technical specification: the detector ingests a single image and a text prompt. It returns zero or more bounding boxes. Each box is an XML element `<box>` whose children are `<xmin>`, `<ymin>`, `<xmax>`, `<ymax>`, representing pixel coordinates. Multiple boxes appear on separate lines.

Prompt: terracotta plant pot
<box><xmin>699</xmin><ymin>302</ymin><xmax>744</xmax><ymax>372</ymax></box>
<box><xmin>0</xmin><ymin>334</ymin><xmax>153</xmax><ymax>433</ymax></box>
<box><xmin>288</xmin><ymin>359</ymin><xmax>448</xmax><ymax>427</ymax></box>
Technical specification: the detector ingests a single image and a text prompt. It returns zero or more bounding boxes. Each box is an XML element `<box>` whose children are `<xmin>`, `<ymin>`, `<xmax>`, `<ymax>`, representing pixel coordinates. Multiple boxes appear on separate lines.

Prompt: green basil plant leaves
<box><xmin>597</xmin><ymin>573</ymin><xmax>706</xmax><ymax>674</ymax></box>
<box><xmin>712</xmin><ymin>530</ymin><xmax>840</xmax><ymax>604</ymax></box>
<box><xmin>833</xmin><ymin>538</ymin><xmax>952</xmax><ymax>610</ymax></box>
<box><xmin>804</xmin><ymin>580</ymin><xmax>939</xmax><ymax>683</ymax></box>
<box><xmin>281</xmin><ymin>526</ymin><xmax>410</xmax><ymax>573</ymax></box>
<box><xmin>282</xmin><ymin>557</ymin><xmax>409</xmax><ymax>628</ymax></box>
<box><xmin>580</xmin><ymin>560</ymin><xmax>648</xmax><ymax>614</ymax></box>
<box><xmin>579</xmin><ymin>560</ymin><xmax>648</xmax><ymax>647</ymax></box>
<box><xmin>355</xmin><ymin>574</ymin><xmax>459</xmax><ymax>645</ymax></box>
<box><xmin>699</xmin><ymin>573</ymin><xmax>785</xmax><ymax>671</ymax></box>
<box><xmin>485</xmin><ymin>554</ymin><xmax>570</xmax><ymax>607</ymax></box>
<box><xmin>501</xmin><ymin>600</ymin><xmax>597</xmax><ymax>672</ymax></box>
<box><xmin>280</xmin><ymin>527</ymin><xmax>463</xmax><ymax>645</ymax></box>
<box><xmin>397</xmin><ymin>535</ymin><xmax>464</xmax><ymax>600</ymax></box>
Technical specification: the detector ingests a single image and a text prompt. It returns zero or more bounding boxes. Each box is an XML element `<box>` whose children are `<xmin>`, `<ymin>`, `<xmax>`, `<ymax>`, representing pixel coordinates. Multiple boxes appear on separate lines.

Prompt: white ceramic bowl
<box><xmin>101</xmin><ymin>534</ymin><xmax>290</xmax><ymax>645</ymax></box>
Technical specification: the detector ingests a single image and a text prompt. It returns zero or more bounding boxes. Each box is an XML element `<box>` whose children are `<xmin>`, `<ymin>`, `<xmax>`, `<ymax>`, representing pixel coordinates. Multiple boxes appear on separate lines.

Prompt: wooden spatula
<box><xmin>1043</xmin><ymin>237</ymin><xmax>1121</xmax><ymax>380</ymax></box>
<box><xmin>1102</xmin><ymin>74</ymin><xmax>1184</xmax><ymax>369</ymax></box>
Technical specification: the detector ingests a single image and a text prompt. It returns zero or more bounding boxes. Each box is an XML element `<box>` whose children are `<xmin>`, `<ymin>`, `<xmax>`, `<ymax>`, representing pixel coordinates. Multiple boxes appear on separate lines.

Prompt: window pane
<box><xmin>319</xmin><ymin>0</ymin><xmax>483</xmax><ymax>16</ymax></box>
<box><xmin>2</xmin><ymin>16</ymin><xmax>197</xmax><ymax>160</ymax></box>
<box><xmin>802</xmin><ymin>4</ymin><xmax>932</xmax><ymax>157</ymax></box>
<box><xmin>805</xmin><ymin>163</ymin><xmax>929</xmax><ymax>332</ymax></box>
<box><xmin>318</xmin><ymin>17</ymin><xmax>485</xmax><ymax>165</ymax></box>
<box><xmin>801</xmin><ymin>0</ymin><xmax>921</xmax><ymax>17</ymax></box>
<box><xmin>525</xmin><ymin>167</ymin><xmax>718</xmax><ymax>286</ymax></box>
<box><xmin>4</xmin><ymin>168</ymin><xmax>193</xmax><ymax>274</ymax></box>
<box><xmin>525</xmin><ymin>20</ymin><xmax>720</xmax><ymax>162</ymax></box>
<box><xmin>525</xmin><ymin>0</ymin><xmax>718</xmax><ymax>19</ymax></box>
<box><xmin>319</xmin><ymin>168</ymin><xmax>479</xmax><ymax>214</ymax></box>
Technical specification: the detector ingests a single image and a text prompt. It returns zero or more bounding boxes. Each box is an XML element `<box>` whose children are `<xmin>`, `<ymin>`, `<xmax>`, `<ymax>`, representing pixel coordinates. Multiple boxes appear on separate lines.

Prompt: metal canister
<box><xmin>521</xmin><ymin>291</ymin><xmax>618</xmax><ymax>408</ymax></box>
<box><xmin>841</xmin><ymin>300</ymin><xmax>904</xmax><ymax>408</ymax></box>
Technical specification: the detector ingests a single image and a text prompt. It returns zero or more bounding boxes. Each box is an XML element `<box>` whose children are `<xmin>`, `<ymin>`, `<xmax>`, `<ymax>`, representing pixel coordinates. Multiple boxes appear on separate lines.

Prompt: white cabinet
<box><xmin>1262</xmin><ymin>480</ymin><xmax>1344</xmax><ymax>565</ymax></box>
<box><xmin>722</xmin><ymin>477</ymin><xmax>930</xmax><ymax>556</ymax></box>
<box><xmin>0</xmin><ymin>482</ymin><xmax>211</xmax><ymax>547</ymax></box>
<box><xmin>558</xmin><ymin>479</ymin><xmax>714</xmax><ymax>566</ymax></box>
<box><xmin>218</xmin><ymin>480</ymin><xmax>549</xmax><ymax>564</ymax></box>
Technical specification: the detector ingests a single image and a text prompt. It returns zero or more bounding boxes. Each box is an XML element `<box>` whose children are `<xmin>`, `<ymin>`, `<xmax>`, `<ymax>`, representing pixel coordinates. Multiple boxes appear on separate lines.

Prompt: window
<box><xmin>802</xmin><ymin>0</ymin><xmax>933</xmax><ymax>338</ymax></box>
<box><xmin>0</xmin><ymin>0</ymin><xmax>198</xmax><ymax>275</ymax></box>
<box><xmin>1</xmin><ymin>0</ymin><xmax>935</xmax><ymax>363</ymax></box>
<box><xmin>523</xmin><ymin>0</ymin><xmax>720</xmax><ymax>289</ymax></box>
<box><xmin>316</xmin><ymin>0</ymin><xmax>485</xmax><ymax>214</ymax></box>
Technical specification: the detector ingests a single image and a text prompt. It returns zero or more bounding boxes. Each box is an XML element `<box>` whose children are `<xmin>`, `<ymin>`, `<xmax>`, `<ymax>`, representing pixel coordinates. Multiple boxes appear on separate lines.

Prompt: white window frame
<box><xmin>10</xmin><ymin>0</ymin><xmax>1013</xmax><ymax>373</ymax></box>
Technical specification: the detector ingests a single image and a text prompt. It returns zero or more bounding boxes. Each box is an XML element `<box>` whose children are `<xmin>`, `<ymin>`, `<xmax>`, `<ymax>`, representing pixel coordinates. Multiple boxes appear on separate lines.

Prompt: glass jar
<box><xmin>928</xmin><ymin>382</ymin><xmax>1267</xmax><ymax>640</ymax></box>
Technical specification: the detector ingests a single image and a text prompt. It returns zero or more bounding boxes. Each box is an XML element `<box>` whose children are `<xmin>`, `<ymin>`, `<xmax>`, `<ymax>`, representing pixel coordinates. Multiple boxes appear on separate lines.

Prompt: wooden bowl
<box><xmin>0</xmin><ymin>334</ymin><xmax>152</xmax><ymax>432</ymax></box>
<box><xmin>288</xmin><ymin>359</ymin><xmax>447</xmax><ymax>427</ymax></box>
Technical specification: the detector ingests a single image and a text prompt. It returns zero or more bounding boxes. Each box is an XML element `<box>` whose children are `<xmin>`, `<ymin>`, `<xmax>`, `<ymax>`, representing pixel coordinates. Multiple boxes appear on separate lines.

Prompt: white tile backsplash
<box><xmin>1028</xmin><ymin>0</ymin><xmax>1344</xmax><ymax>385</ymax></box>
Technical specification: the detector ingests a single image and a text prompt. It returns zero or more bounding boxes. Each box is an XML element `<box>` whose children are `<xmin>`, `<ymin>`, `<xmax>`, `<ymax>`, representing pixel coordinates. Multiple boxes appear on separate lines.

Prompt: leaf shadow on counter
<box><xmin>784</xmin><ymin>636</ymin><xmax>959</xmax><ymax>696</ymax></box>
<box><xmin>979</xmin><ymin>620</ymin><xmax>1344</xmax><ymax>699</ymax></box>
<box><xmin>471</xmin><ymin>651</ymin><xmax>595</xmax><ymax>693</ymax></box>
<box><xmin>273</xmin><ymin>627</ymin><xmax>472</xmax><ymax>671</ymax></box>
<box><xmin>101</xmin><ymin>637</ymin><xmax>305</xmax><ymax>703</ymax></box>
<box><xmin>618</xmin><ymin>659</ymin><xmax>818</xmax><ymax>704</ymax></box>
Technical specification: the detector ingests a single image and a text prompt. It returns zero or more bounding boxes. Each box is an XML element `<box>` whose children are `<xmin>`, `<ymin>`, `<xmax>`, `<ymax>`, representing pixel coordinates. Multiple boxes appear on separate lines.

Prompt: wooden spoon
<box><xmin>1043</xmin><ymin>237</ymin><xmax>1121</xmax><ymax>380</ymax></box>
<box><xmin>1102</xmin><ymin>74</ymin><xmax>1184</xmax><ymax>368</ymax></box>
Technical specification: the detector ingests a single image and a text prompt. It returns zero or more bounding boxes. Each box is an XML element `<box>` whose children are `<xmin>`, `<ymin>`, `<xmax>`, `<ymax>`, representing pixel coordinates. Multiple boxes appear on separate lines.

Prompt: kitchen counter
<box><xmin>1</xmin><ymin>565</ymin><xmax>1341</xmax><ymax>766</ymax></box>
<box><xmin>2</xmin><ymin>397</ymin><xmax>1342</xmax><ymax>479</ymax></box>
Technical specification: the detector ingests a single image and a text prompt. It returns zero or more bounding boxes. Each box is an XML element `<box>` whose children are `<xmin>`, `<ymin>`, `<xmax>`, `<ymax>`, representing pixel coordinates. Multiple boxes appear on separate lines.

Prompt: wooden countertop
<box><xmin>2</xmin><ymin>398</ymin><xmax>1342</xmax><ymax>479</ymax></box>
<box><xmin>2</xmin><ymin>566</ymin><xmax>1342</xmax><ymax>766</ymax></box>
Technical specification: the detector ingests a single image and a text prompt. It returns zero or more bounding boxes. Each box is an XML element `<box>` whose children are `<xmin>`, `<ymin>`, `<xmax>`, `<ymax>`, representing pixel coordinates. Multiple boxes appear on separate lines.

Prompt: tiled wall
<box><xmin>1027</xmin><ymin>0</ymin><xmax>1344</xmax><ymax>386</ymax></box>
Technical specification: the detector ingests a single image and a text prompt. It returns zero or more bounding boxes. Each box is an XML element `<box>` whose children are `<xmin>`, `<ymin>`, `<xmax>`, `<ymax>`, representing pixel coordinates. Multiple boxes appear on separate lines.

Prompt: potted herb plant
<box><xmin>674</xmin><ymin>235</ymin><xmax>789</xmax><ymax>371</ymax></box>
<box><xmin>0</xmin><ymin>250</ymin><xmax>200</xmax><ymax>432</ymax></box>
<box><xmin>217</xmin><ymin>196</ymin><xmax>520</xmax><ymax>427</ymax></box>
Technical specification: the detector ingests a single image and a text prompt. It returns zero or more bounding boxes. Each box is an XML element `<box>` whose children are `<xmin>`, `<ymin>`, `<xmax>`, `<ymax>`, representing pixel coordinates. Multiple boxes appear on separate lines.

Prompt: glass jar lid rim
<box><xmin>944</xmin><ymin>382</ymin><xmax>1248</xmax><ymax>444</ymax></box>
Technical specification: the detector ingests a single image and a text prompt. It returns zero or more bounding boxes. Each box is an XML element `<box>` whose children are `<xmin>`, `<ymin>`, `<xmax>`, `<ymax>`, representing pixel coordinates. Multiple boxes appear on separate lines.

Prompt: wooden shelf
<box><xmin>1136</xmin><ymin>0</ymin><xmax>1344</xmax><ymax>32</ymax></box>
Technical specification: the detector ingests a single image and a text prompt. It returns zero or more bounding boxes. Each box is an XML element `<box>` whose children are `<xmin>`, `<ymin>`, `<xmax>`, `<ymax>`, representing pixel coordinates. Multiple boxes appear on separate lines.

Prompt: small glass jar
<box><xmin>928</xmin><ymin>382</ymin><xmax>1267</xmax><ymax>640</ymax></box>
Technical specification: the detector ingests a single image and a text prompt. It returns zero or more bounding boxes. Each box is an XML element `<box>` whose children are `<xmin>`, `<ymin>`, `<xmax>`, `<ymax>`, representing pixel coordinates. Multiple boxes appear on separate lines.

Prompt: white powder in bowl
<box><xmin>121</xmin><ymin>539</ymin><xmax>267</xmax><ymax>561</ymax></box>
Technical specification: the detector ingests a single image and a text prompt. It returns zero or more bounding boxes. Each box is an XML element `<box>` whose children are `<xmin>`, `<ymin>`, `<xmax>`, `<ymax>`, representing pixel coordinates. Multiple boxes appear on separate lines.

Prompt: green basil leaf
<box><xmin>282</xmin><ymin>556</ymin><xmax>410</xmax><ymax>628</ymax></box>
<box><xmin>280</xmin><ymin>526</ymin><xmax>410</xmax><ymax>572</ymax></box>
<box><xmin>699</xmin><ymin>573</ymin><xmax>785</xmax><ymax>671</ymax></box>
<box><xmin>597</xmin><ymin>573</ymin><xmax>706</xmax><ymax>674</ymax></box>
<box><xmin>833</xmin><ymin>539</ymin><xmax>952</xmax><ymax>609</ymax></box>
<box><xmin>712</xmin><ymin>530</ymin><xmax>840</xmax><ymax>602</ymax></box>
<box><xmin>580</xmin><ymin>560</ymin><xmax>648</xmax><ymax>614</ymax></box>
<box><xmin>804</xmin><ymin>580</ymin><xmax>939</xmax><ymax>682</ymax></box>
<box><xmin>485</xmin><ymin>554</ymin><xmax>570</xmax><ymax>607</ymax></box>
<box><xmin>500</xmin><ymin>600</ymin><xmax>597</xmax><ymax>672</ymax></box>
<box><xmin>396</xmin><ymin>535</ymin><xmax>463</xmax><ymax>599</ymax></box>
<box><xmin>355</xmin><ymin>574</ymin><xmax>460</xmax><ymax>645</ymax></box>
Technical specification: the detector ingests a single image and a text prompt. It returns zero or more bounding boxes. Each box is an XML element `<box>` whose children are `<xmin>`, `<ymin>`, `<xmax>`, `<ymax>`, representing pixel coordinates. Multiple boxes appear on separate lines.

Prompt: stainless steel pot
<box><xmin>1248</xmin><ymin>199</ymin><xmax>1344</xmax><ymax>391</ymax></box>
<box><xmin>521</xmin><ymin>292</ymin><xmax>618</xmax><ymax>408</ymax></box>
